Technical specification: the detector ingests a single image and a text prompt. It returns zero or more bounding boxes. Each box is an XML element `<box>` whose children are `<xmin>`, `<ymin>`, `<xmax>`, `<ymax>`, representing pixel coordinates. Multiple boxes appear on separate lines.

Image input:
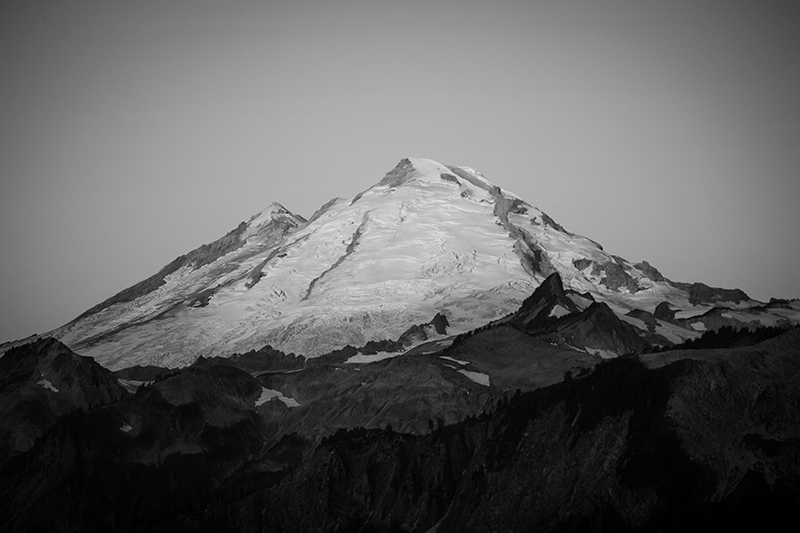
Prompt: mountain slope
<box><xmin>0</xmin><ymin>338</ymin><xmax>127</xmax><ymax>463</ymax></box>
<box><xmin>43</xmin><ymin>158</ymin><xmax>790</xmax><ymax>369</ymax></box>
<box><xmin>3</xmin><ymin>330</ymin><xmax>798</xmax><ymax>532</ymax></box>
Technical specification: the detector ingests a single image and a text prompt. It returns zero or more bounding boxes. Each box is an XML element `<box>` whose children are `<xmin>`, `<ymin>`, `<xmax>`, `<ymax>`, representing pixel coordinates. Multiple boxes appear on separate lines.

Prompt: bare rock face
<box><xmin>510</xmin><ymin>272</ymin><xmax>581</xmax><ymax>332</ymax></box>
<box><xmin>555</xmin><ymin>301</ymin><xmax>652</xmax><ymax>356</ymax></box>
<box><xmin>376</xmin><ymin>158</ymin><xmax>417</xmax><ymax>188</ymax></box>
<box><xmin>654</xmin><ymin>301</ymin><xmax>678</xmax><ymax>322</ymax></box>
<box><xmin>675</xmin><ymin>281</ymin><xmax>751</xmax><ymax>306</ymax></box>
<box><xmin>573</xmin><ymin>257</ymin><xmax>639</xmax><ymax>293</ymax></box>
<box><xmin>635</xmin><ymin>260</ymin><xmax>667</xmax><ymax>282</ymax></box>
<box><xmin>503</xmin><ymin>272</ymin><xmax>648</xmax><ymax>356</ymax></box>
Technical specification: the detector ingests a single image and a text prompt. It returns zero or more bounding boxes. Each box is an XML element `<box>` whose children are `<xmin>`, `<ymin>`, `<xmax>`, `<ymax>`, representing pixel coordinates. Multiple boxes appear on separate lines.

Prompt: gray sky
<box><xmin>2</xmin><ymin>0</ymin><xmax>799</xmax><ymax>343</ymax></box>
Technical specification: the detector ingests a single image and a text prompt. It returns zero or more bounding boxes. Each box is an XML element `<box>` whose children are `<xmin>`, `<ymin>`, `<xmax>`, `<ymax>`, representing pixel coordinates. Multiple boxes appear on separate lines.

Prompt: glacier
<box><xmin>39</xmin><ymin>157</ymin><xmax>795</xmax><ymax>369</ymax></box>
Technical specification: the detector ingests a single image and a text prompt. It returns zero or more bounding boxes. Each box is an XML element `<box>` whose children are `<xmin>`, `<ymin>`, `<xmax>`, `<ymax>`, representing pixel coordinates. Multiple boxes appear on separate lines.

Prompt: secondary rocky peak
<box><xmin>247</xmin><ymin>202</ymin><xmax>305</xmax><ymax>228</ymax></box>
<box><xmin>510</xmin><ymin>272</ymin><xmax>580</xmax><ymax>332</ymax></box>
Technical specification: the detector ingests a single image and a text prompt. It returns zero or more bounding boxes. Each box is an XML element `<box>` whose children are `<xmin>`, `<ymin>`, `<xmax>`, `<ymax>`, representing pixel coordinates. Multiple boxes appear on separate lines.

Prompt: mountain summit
<box><xmin>46</xmin><ymin>158</ymin><xmax>793</xmax><ymax>369</ymax></box>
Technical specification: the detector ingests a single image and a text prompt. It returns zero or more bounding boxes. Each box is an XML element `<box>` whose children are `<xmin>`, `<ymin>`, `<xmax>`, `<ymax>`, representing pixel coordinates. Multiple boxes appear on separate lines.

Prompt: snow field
<box><xmin>457</xmin><ymin>369</ymin><xmax>490</xmax><ymax>386</ymax></box>
<box><xmin>255</xmin><ymin>387</ymin><xmax>300</xmax><ymax>408</ymax></box>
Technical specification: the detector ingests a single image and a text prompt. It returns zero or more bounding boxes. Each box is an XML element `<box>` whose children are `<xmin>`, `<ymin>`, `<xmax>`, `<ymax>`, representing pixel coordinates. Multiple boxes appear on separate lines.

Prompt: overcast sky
<box><xmin>2</xmin><ymin>0</ymin><xmax>799</xmax><ymax>343</ymax></box>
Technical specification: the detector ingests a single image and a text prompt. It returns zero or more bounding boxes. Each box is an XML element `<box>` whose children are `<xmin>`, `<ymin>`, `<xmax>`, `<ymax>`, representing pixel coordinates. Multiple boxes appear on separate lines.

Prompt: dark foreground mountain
<box><xmin>0</xmin><ymin>338</ymin><xmax>127</xmax><ymax>465</ymax></box>
<box><xmin>1</xmin><ymin>324</ymin><xmax>798</xmax><ymax>531</ymax></box>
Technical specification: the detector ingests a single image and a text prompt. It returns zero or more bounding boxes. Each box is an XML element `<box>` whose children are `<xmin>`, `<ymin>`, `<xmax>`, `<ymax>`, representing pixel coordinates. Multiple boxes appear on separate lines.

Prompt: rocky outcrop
<box><xmin>307</xmin><ymin>197</ymin><xmax>345</xmax><ymax>224</ymax></box>
<box><xmin>635</xmin><ymin>260</ymin><xmax>667</xmax><ymax>282</ymax></box>
<box><xmin>654</xmin><ymin>301</ymin><xmax>678</xmax><ymax>322</ymax></box>
<box><xmin>246</xmin><ymin>234</ymin><xmax>309</xmax><ymax>289</ymax></box>
<box><xmin>555</xmin><ymin>302</ymin><xmax>651</xmax><ymax>356</ymax></box>
<box><xmin>509</xmin><ymin>272</ymin><xmax>580</xmax><ymax>333</ymax></box>
<box><xmin>439</xmin><ymin>172</ymin><xmax>460</xmax><ymax>184</ymax></box>
<box><xmin>573</xmin><ymin>257</ymin><xmax>639</xmax><ymax>293</ymax></box>
<box><xmin>303</xmin><ymin>214</ymin><xmax>368</xmax><ymax>300</ymax></box>
<box><xmin>501</xmin><ymin>272</ymin><xmax>648</xmax><ymax>356</ymax></box>
<box><xmin>674</xmin><ymin>282</ymin><xmax>750</xmax><ymax>305</ymax></box>
<box><xmin>377</xmin><ymin>158</ymin><xmax>417</xmax><ymax>188</ymax></box>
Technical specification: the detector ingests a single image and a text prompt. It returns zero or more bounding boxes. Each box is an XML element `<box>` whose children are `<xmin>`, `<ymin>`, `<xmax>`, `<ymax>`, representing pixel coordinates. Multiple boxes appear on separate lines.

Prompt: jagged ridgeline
<box><xmin>1</xmin><ymin>329</ymin><xmax>799</xmax><ymax>531</ymax></box>
<box><xmin>2</xmin><ymin>158</ymin><xmax>799</xmax><ymax>532</ymax></box>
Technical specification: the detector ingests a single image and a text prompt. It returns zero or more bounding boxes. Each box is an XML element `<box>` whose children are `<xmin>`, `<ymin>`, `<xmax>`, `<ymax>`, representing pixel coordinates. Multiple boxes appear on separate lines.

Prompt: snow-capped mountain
<box><xmin>46</xmin><ymin>158</ymin><xmax>800</xmax><ymax>369</ymax></box>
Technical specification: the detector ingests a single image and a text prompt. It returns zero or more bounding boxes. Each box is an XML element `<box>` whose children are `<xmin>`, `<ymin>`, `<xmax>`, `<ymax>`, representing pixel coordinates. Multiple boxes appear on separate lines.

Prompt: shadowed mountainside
<box><xmin>1</xmin><ymin>329</ymin><xmax>798</xmax><ymax>531</ymax></box>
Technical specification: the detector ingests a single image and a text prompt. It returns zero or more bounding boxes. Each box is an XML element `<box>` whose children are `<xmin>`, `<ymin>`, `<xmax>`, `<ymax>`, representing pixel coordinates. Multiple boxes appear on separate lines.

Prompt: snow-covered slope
<box><xmin>46</xmin><ymin>158</ymin><xmax>794</xmax><ymax>369</ymax></box>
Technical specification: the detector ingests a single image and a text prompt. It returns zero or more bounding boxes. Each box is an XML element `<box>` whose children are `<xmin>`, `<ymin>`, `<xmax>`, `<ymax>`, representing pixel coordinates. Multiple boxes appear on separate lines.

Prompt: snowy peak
<box><xmin>246</xmin><ymin>202</ymin><xmax>304</xmax><ymax>231</ymax></box>
<box><xmin>44</xmin><ymin>157</ymin><xmax>795</xmax><ymax>370</ymax></box>
<box><xmin>246</xmin><ymin>202</ymin><xmax>290</xmax><ymax>226</ymax></box>
<box><xmin>367</xmin><ymin>157</ymin><xmax>503</xmax><ymax>198</ymax></box>
<box><xmin>244</xmin><ymin>202</ymin><xmax>305</xmax><ymax>242</ymax></box>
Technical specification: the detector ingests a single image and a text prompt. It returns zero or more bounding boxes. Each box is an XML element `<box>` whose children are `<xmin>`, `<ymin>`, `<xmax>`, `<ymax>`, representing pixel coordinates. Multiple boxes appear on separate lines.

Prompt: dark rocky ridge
<box><xmin>0</xmin><ymin>338</ymin><xmax>127</xmax><ymax>464</ymax></box>
<box><xmin>573</xmin><ymin>257</ymin><xmax>639</xmax><ymax>293</ymax></box>
<box><xmin>674</xmin><ymin>281</ymin><xmax>750</xmax><ymax>305</ymax></box>
<box><xmin>635</xmin><ymin>260</ymin><xmax>666</xmax><ymax>282</ymax></box>
<box><xmin>500</xmin><ymin>272</ymin><xmax>649</xmax><ymax>356</ymax></box>
<box><xmin>197</xmin><ymin>335</ymin><xmax>800</xmax><ymax>532</ymax></box>
<box><xmin>4</xmin><ymin>332</ymin><xmax>798</xmax><ymax>531</ymax></box>
<box><xmin>187</xmin><ymin>312</ymin><xmax>450</xmax><ymax>375</ymax></box>
<box><xmin>303</xmin><ymin>213</ymin><xmax>369</xmax><ymax>300</ymax></box>
<box><xmin>73</xmin><ymin>206</ymin><xmax>304</xmax><ymax>321</ymax></box>
<box><xmin>509</xmin><ymin>272</ymin><xmax>581</xmax><ymax>332</ymax></box>
<box><xmin>555</xmin><ymin>301</ymin><xmax>651</xmax><ymax>355</ymax></box>
<box><xmin>246</xmin><ymin>234</ymin><xmax>310</xmax><ymax>289</ymax></box>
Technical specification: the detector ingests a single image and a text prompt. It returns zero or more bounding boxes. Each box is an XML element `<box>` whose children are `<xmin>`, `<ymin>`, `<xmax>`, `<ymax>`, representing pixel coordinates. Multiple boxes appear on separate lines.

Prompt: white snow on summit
<box><xmin>46</xmin><ymin>157</ymin><xmax>787</xmax><ymax>370</ymax></box>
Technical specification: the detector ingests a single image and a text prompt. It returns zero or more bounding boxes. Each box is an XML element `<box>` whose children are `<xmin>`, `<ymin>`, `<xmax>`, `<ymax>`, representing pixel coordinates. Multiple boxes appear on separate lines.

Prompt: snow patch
<box><xmin>255</xmin><ymin>387</ymin><xmax>300</xmax><ymax>408</ymax></box>
<box><xmin>549</xmin><ymin>304</ymin><xmax>571</xmax><ymax>318</ymax></box>
<box><xmin>674</xmin><ymin>307</ymin><xmax>712</xmax><ymax>319</ymax></box>
<box><xmin>120</xmin><ymin>423</ymin><xmax>133</xmax><ymax>433</ymax></box>
<box><xmin>439</xmin><ymin>355</ymin><xmax>468</xmax><ymax>365</ymax></box>
<box><xmin>457</xmin><ymin>369</ymin><xmax>490</xmax><ymax>386</ymax></box>
<box><xmin>37</xmin><ymin>378</ymin><xmax>58</xmax><ymax>393</ymax></box>
<box><xmin>655</xmin><ymin>321</ymin><xmax>699</xmax><ymax>344</ymax></box>
<box><xmin>117</xmin><ymin>379</ymin><xmax>152</xmax><ymax>394</ymax></box>
<box><xmin>690</xmin><ymin>322</ymin><xmax>707</xmax><ymax>331</ymax></box>
<box><xmin>567</xmin><ymin>293</ymin><xmax>593</xmax><ymax>310</ymax></box>
<box><xmin>585</xmin><ymin>347</ymin><xmax>617</xmax><ymax>359</ymax></box>
<box><xmin>618</xmin><ymin>314</ymin><xmax>648</xmax><ymax>332</ymax></box>
<box><xmin>344</xmin><ymin>351</ymin><xmax>400</xmax><ymax>364</ymax></box>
